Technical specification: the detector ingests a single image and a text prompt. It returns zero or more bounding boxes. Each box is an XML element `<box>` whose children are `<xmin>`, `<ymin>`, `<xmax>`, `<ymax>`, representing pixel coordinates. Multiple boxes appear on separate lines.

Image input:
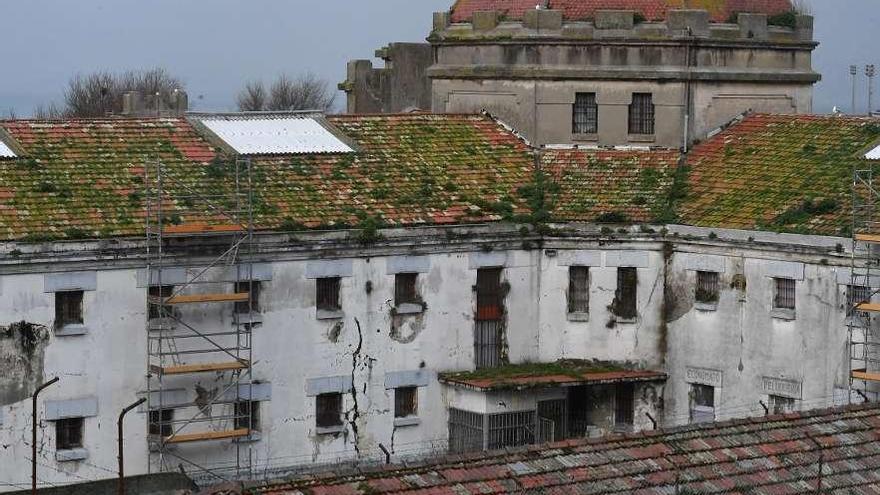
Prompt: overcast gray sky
<box><xmin>0</xmin><ymin>0</ymin><xmax>876</xmax><ymax>116</ymax></box>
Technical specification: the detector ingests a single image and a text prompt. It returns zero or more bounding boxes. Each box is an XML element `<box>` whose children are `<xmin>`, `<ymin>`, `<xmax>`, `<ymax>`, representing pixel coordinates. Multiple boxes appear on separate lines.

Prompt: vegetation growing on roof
<box><xmin>767</xmin><ymin>10</ymin><xmax>797</xmax><ymax>28</ymax></box>
<box><xmin>440</xmin><ymin>359</ymin><xmax>629</xmax><ymax>385</ymax></box>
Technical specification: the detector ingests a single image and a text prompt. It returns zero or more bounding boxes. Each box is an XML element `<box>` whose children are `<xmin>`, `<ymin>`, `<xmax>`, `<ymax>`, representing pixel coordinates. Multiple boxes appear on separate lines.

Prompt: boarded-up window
<box><xmin>316</xmin><ymin>277</ymin><xmax>341</xmax><ymax>311</ymax></box>
<box><xmin>628</xmin><ymin>93</ymin><xmax>655</xmax><ymax>135</ymax></box>
<box><xmin>394</xmin><ymin>386</ymin><xmax>418</xmax><ymax>418</ymax></box>
<box><xmin>774</xmin><ymin>278</ymin><xmax>796</xmax><ymax>310</ymax></box>
<box><xmin>395</xmin><ymin>273</ymin><xmax>419</xmax><ymax>306</ymax></box>
<box><xmin>56</xmin><ymin>418</ymin><xmax>84</xmax><ymax>450</ymax></box>
<box><xmin>615</xmin><ymin>383</ymin><xmax>635</xmax><ymax>428</ymax></box>
<box><xmin>234</xmin><ymin>401</ymin><xmax>259</xmax><ymax>431</ymax></box>
<box><xmin>487</xmin><ymin>411</ymin><xmax>536</xmax><ymax>450</ymax></box>
<box><xmin>572</xmin><ymin>92</ymin><xmax>598</xmax><ymax>134</ymax></box>
<box><xmin>476</xmin><ymin>268</ymin><xmax>503</xmax><ymax>321</ymax></box>
<box><xmin>690</xmin><ymin>384</ymin><xmax>715</xmax><ymax>424</ymax></box>
<box><xmin>55</xmin><ymin>291</ymin><xmax>83</xmax><ymax>328</ymax></box>
<box><xmin>316</xmin><ymin>393</ymin><xmax>342</xmax><ymax>428</ymax></box>
<box><xmin>568</xmin><ymin>266</ymin><xmax>590</xmax><ymax>313</ymax></box>
<box><xmin>695</xmin><ymin>271</ymin><xmax>719</xmax><ymax>303</ymax></box>
<box><xmin>148</xmin><ymin>286</ymin><xmax>174</xmax><ymax>319</ymax></box>
<box><xmin>234</xmin><ymin>281</ymin><xmax>260</xmax><ymax>313</ymax></box>
<box><xmin>613</xmin><ymin>268</ymin><xmax>638</xmax><ymax>319</ymax></box>
<box><xmin>448</xmin><ymin>408</ymin><xmax>484</xmax><ymax>453</ymax></box>
<box><xmin>148</xmin><ymin>409</ymin><xmax>173</xmax><ymax>437</ymax></box>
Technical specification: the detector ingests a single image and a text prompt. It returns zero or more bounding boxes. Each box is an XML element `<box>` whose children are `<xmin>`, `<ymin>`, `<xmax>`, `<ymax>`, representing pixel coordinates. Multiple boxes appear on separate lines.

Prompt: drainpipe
<box><xmin>118</xmin><ymin>398</ymin><xmax>146</xmax><ymax>495</ymax></box>
<box><xmin>682</xmin><ymin>28</ymin><xmax>694</xmax><ymax>153</ymax></box>
<box><xmin>32</xmin><ymin>377</ymin><xmax>59</xmax><ymax>495</ymax></box>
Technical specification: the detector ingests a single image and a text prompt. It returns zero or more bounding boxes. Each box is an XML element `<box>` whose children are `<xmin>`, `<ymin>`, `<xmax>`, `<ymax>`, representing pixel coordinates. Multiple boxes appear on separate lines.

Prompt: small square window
<box><xmin>769</xmin><ymin>395</ymin><xmax>796</xmax><ymax>415</ymax></box>
<box><xmin>612</xmin><ymin>268</ymin><xmax>638</xmax><ymax>319</ymax></box>
<box><xmin>316</xmin><ymin>278</ymin><xmax>341</xmax><ymax>312</ymax></box>
<box><xmin>316</xmin><ymin>393</ymin><xmax>343</xmax><ymax>428</ymax></box>
<box><xmin>567</xmin><ymin>266</ymin><xmax>589</xmax><ymax>314</ymax></box>
<box><xmin>695</xmin><ymin>271</ymin><xmax>719</xmax><ymax>304</ymax></box>
<box><xmin>572</xmin><ymin>92</ymin><xmax>598</xmax><ymax>134</ymax></box>
<box><xmin>394</xmin><ymin>386</ymin><xmax>418</xmax><ymax>418</ymax></box>
<box><xmin>55</xmin><ymin>291</ymin><xmax>84</xmax><ymax>328</ymax></box>
<box><xmin>234</xmin><ymin>401</ymin><xmax>260</xmax><ymax>431</ymax></box>
<box><xmin>148</xmin><ymin>409</ymin><xmax>174</xmax><ymax>437</ymax></box>
<box><xmin>148</xmin><ymin>285</ymin><xmax>174</xmax><ymax>319</ymax></box>
<box><xmin>56</xmin><ymin>417</ymin><xmax>84</xmax><ymax>450</ymax></box>
<box><xmin>395</xmin><ymin>273</ymin><xmax>420</xmax><ymax>306</ymax></box>
<box><xmin>773</xmin><ymin>278</ymin><xmax>796</xmax><ymax>310</ymax></box>
<box><xmin>234</xmin><ymin>281</ymin><xmax>261</xmax><ymax>313</ymax></box>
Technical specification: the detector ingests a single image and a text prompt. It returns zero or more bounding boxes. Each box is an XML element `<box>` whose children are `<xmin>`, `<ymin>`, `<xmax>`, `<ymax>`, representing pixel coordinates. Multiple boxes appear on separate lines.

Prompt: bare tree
<box><xmin>62</xmin><ymin>67</ymin><xmax>185</xmax><ymax>117</ymax></box>
<box><xmin>236</xmin><ymin>81</ymin><xmax>268</xmax><ymax>112</ymax></box>
<box><xmin>33</xmin><ymin>102</ymin><xmax>64</xmax><ymax>120</ymax></box>
<box><xmin>236</xmin><ymin>73</ymin><xmax>335</xmax><ymax>112</ymax></box>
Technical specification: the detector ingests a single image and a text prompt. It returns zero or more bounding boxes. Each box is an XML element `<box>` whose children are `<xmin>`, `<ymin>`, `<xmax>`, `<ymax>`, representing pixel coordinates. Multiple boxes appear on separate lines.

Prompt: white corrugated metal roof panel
<box><xmin>195</xmin><ymin>114</ymin><xmax>353</xmax><ymax>155</ymax></box>
<box><xmin>866</xmin><ymin>144</ymin><xmax>880</xmax><ymax>160</ymax></box>
<box><xmin>0</xmin><ymin>140</ymin><xmax>16</xmax><ymax>158</ymax></box>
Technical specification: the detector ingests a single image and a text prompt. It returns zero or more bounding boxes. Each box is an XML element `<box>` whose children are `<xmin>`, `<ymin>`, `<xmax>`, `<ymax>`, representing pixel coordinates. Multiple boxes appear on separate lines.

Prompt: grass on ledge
<box><xmin>440</xmin><ymin>359</ymin><xmax>630</xmax><ymax>383</ymax></box>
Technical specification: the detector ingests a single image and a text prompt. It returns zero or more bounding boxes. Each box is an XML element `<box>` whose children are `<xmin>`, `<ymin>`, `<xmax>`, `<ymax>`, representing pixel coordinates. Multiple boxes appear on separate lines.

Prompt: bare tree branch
<box><xmin>236</xmin><ymin>81</ymin><xmax>267</xmax><ymax>112</ymax></box>
<box><xmin>265</xmin><ymin>73</ymin><xmax>336</xmax><ymax>112</ymax></box>
<box><xmin>61</xmin><ymin>67</ymin><xmax>185</xmax><ymax>117</ymax></box>
<box><xmin>33</xmin><ymin>102</ymin><xmax>64</xmax><ymax>120</ymax></box>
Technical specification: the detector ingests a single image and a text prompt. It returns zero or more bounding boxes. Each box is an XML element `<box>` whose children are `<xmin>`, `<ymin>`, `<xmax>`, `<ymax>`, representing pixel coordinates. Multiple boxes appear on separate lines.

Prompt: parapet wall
<box><xmin>339</xmin><ymin>43</ymin><xmax>433</xmax><ymax>115</ymax></box>
<box><xmin>431</xmin><ymin>9</ymin><xmax>814</xmax><ymax>44</ymax></box>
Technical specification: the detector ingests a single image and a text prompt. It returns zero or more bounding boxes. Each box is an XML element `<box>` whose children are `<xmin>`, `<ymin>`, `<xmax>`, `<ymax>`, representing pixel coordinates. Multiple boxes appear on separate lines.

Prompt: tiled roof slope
<box><xmin>543</xmin><ymin>148</ymin><xmax>680</xmax><ymax>224</ymax></box>
<box><xmin>250</xmin><ymin>403</ymin><xmax>880</xmax><ymax>495</ymax></box>
<box><xmin>449</xmin><ymin>0</ymin><xmax>793</xmax><ymax>23</ymax></box>
<box><xmin>680</xmin><ymin>114</ymin><xmax>880</xmax><ymax>236</ymax></box>
<box><xmin>0</xmin><ymin>114</ymin><xmax>533</xmax><ymax>241</ymax></box>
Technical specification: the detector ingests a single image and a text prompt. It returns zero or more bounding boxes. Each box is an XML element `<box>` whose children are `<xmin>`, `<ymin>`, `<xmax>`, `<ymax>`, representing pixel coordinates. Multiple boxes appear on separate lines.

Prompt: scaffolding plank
<box><xmin>855</xmin><ymin>233</ymin><xmax>880</xmax><ymax>243</ymax></box>
<box><xmin>151</xmin><ymin>292</ymin><xmax>249</xmax><ymax>305</ymax></box>
<box><xmin>164</xmin><ymin>428</ymin><xmax>250</xmax><ymax>444</ymax></box>
<box><xmin>855</xmin><ymin>302</ymin><xmax>880</xmax><ymax>312</ymax></box>
<box><xmin>151</xmin><ymin>361</ymin><xmax>250</xmax><ymax>375</ymax></box>
<box><xmin>852</xmin><ymin>369</ymin><xmax>880</xmax><ymax>382</ymax></box>
<box><xmin>160</xmin><ymin>224</ymin><xmax>245</xmax><ymax>235</ymax></box>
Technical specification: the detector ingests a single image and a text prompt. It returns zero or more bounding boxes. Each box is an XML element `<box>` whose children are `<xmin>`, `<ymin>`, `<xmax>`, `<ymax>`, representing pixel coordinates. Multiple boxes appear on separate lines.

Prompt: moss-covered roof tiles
<box><xmin>680</xmin><ymin>114</ymin><xmax>880</xmax><ymax>236</ymax></box>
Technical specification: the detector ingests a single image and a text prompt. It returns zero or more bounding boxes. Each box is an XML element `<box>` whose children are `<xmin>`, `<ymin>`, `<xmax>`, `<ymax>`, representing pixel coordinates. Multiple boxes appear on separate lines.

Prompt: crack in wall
<box><xmin>346</xmin><ymin>317</ymin><xmax>364</xmax><ymax>456</ymax></box>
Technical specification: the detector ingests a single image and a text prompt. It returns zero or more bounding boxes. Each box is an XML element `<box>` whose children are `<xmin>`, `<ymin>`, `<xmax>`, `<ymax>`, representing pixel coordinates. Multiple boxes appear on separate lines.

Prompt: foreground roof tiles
<box><xmin>249</xmin><ymin>403</ymin><xmax>880</xmax><ymax>495</ymax></box>
<box><xmin>449</xmin><ymin>0</ymin><xmax>793</xmax><ymax>23</ymax></box>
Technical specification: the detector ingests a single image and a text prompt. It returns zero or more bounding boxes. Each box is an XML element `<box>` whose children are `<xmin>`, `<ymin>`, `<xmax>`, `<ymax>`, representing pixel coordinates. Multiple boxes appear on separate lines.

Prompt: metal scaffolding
<box><xmin>144</xmin><ymin>156</ymin><xmax>255</xmax><ymax>480</ymax></box>
<box><xmin>849</xmin><ymin>167</ymin><xmax>880</xmax><ymax>402</ymax></box>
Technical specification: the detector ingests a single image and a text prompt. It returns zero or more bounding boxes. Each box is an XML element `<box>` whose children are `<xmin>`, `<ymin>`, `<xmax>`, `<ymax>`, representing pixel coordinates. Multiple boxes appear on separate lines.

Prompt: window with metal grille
<box><xmin>537</xmin><ymin>399</ymin><xmax>566</xmax><ymax>444</ymax></box>
<box><xmin>395</xmin><ymin>273</ymin><xmax>419</xmax><ymax>306</ymax></box>
<box><xmin>148</xmin><ymin>285</ymin><xmax>174</xmax><ymax>319</ymax></box>
<box><xmin>316</xmin><ymin>277</ymin><xmax>341</xmax><ymax>312</ymax></box>
<box><xmin>55</xmin><ymin>290</ymin><xmax>83</xmax><ymax>328</ymax></box>
<box><xmin>448</xmin><ymin>408</ymin><xmax>484</xmax><ymax>453</ymax></box>
<box><xmin>695</xmin><ymin>271</ymin><xmax>719</xmax><ymax>303</ymax></box>
<box><xmin>847</xmin><ymin>284</ymin><xmax>871</xmax><ymax>313</ymax></box>
<box><xmin>572</xmin><ymin>92</ymin><xmax>598</xmax><ymax>134</ymax></box>
<box><xmin>690</xmin><ymin>384</ymin><xmax>715</xmax><ymax>424</ymax></box>
<box><xmin>316</xmin><ymin>393</ymin><xmax>343</xmax><ymax>428</ymax></box>
<box><xmin>568</xmin><ymin>266</ymin><xmax>590</xmax><ymax>314</ymax></box>
<box><xmin>487</xmin><ymin>411</ymin><xmax>536</xmax><ymax>450</ymax></box>
<box><xmin>476</xmin><ymin>268</ymin><xmax>503</xmax><ymax>321</ymax></box>
<box><xmin>474</xmin><ymin>320</ymin><xmax>503</xmax><ymax>369</ymax></box>
<box><xmin>613</xmin><ymin>268</ymin><xmax>638</xmax><ymax>319</ymax></box>
<box><xmin>769</xmin><ymin>395</ymin><xmax>796</xmax><ymax>415</ymax></box>
<box><xmin>234</xmin><ymin>281</ymin><xmax>260</xmax><ymax>313</ymax></box>
<box><xmin>394</xmin><ymin>386</ymin><xmax>418</xmax><ymax>418</ymax></box>
<box><xmin>148</xmin><ymin>409</ymin><xmax>173</xmax><ymax>437</ymax></box>
<box><xmin>628</xmin><ymin>93</ymin><xmax>655</xmax><ymax>135</ymax></box>
<box><xmin>234</xmin><ymin>401</ymin><xmax>259</xmax><ymax>431</ymax></box>
<box><xmin>615</xmin><ymin>383</ymin><xmax>635</xmax><ymax>428</ymax></box>
<box><xmin>773</xmin><ymin>278</ymin><xmax>796</xmax><ymax>310</ymax></box>
<box><xmin>56</xmin><ymin>418</ymin><xmax>83</xmax><ymax>450</ymax></box>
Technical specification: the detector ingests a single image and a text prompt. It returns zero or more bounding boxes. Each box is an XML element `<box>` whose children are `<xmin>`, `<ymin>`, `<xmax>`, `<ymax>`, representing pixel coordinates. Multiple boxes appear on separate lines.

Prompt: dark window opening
<box><xmin>848</xmin><ymin>284</ymin><xmax>871</xmax><ymax>314</ymax></box>
<box><xmin>234</xmin><ymin>401</ymin><xmax>259</xmax><ymax>431</ymax></box>
<box><xmin>769</xmin><ymin>395</ymin><xmax>796</xmax><ymax>414</ymax></box>
<box><xmin>148</xmin><ymin>285</ymin><xmax>174</xmax><ymax>319</ymax></box>
<box><xmin>55</xmin><ymin>290</ymin><xmax>84</xmax><ymax>328</ymax></box>
<box><xmin>615</xmin><ymin>383</ymin><xmax>635</xmax><ymax>428</ymax></box>
<box><xmin>394</xmin><ymin>386</ymin><xmax>418</xmax><ymax>418</ymax></box>
<box><xmin>537</xmin><ymin>399</ymin><xmax>566</xmax><ymax>444</ymax></box>
<box><xmin>476</xmin><ymin>268</ymin><xmax>503</xmax><ymax>321</ymax></box>
<box><xmin>572</xmin><ymin>92</ymin><xmax>598</xmax><ymax>134</ymax></box>
<box><xmin>234</xmin><ymin>281</ymin><xmax>261</xmax><ymax>313</ymax></box>
<box><xmin>774</xmin><ymin>278</ymin><xmax>796</xmax><ymax>310</ymax></box>
<box><xmin>316</xmin><ymin>393</ymin><xmax>343</xmax><ymax>428</ymax></box>
<box><xmin>612</xmin><ymin>268</ymin><xmax>638</xmax><ymax>319</ymax></box>
<box><xmin>690</xmin><ymin>384</ymin><xmax>715</xmax><ymax>424</ymax></box>
<box><xmin>316</xmin><ymin>277</ymin><xmax>341</xmax><ymax>312</ymax></box>
<box><xmin>567</xmin><ymin>385</ymin><xmax>591</xmax><ymax>439</ymax></box>
<box><xmin>695</xmin><ymin>271</ymin><xmax>719</xmax><ymax>303</ymax></box>
<box><xmin>56</xmin><ymin>418</ymin><xmax>84</xmax><ymax>450</ymax></box>
<box><xmin>475</xmin><ymin>268</ymin><xmax>504</xmax><ymax>369</ymax></box>
<box><xmin>628</xmin><ymin>93</ymin><xmax>655</xmax><ymax>135</ymax></box>
<box><xmin>395</xmin><ymin>273</ymin><xmax>420</xmax><ymax>306</ymax></box>
<box><xmin>148</xmin><ymin>409</ymin><xmax>173</xmax><ymax>437</ymax></box>
<box><xmin>568</xmin><ymin>266</ymin><xmax>590</xmax><ymax>314</ymax></box>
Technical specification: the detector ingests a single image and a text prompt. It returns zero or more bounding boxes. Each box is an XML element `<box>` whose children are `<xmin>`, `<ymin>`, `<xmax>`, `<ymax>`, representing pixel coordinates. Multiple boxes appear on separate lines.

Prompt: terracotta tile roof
<box><xmin>0</xmin><ymin>114</ymin><xmax>533</xmax><ymax>241</ymax></box>
<box><xmin>449</xmin><ymin>0</ymin><xmax>793</xmax><ymax>23</ymax></box>
<box><xmin>439</xmin><ymin>360</ymin><xmax>666</xmax><ymax>390</ymax></box>
<box><xmin>248</xmin><ymin>403</ymin><xmax>880</xmax><ymax>495</ymax></box>
<box><xmin>680</xmin><ymin>114</ymin><xmax>880</xmax><ymax>236</ymax></box>
<box><xmin>543</xmin><ymin>148</ymin><xmax>681</xmax><ymax>224</ymax></box>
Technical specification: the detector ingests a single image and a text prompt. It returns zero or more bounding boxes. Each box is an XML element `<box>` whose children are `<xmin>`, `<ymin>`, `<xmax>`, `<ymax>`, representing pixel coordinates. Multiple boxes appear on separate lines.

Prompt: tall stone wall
<box><xmin>339</xmin><ymin>43</ymin><xmax>433</xmax><ymax>114</ymax></box>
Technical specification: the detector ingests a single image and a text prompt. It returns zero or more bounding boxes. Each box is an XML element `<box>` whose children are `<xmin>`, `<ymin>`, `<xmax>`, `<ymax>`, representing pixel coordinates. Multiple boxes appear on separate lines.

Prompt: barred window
<box><xmin>448</xmin><ymin>408</ymin><xmax>484</xmax><ymax>453</ymax></box>
<box><xmin>316</xmin><ymin>277</ymin><xmax>341</xmax><ymax>312</ymax></box>
<box><xmin>234</xmin><ymin>281</ymin><xmax>260</xmax><ymax>313</ymax></box>
<box><xmin>568</xmin><ymin>266</ymin><xmax>590</xmax><ymax>313</ymax></box>
<box><xmin>773</xmin><ymin>278</ymin><xmax>796</xmax><ymax>310</ymax></box>
<box><xmin>56</xmin><ymin>418</ymin><xmax>84</xmax><ymax>450</ymax></box>
<box><xmin>695</xmin><ymin>271</ymin><xmax>719</xmax><ymax>303</ymax></box>
<box><xmin>475</xmin><ymin>320</ymin><xmax>503</xmax><ymax>369</ymax></box>
<box><xmin>613</xmin><ymin>268</ymin><xmax>638</xmax><ymax>319</ymax></box>
<box><xmin>572</xmin><ymin>92</ymin><xmax>598</xmax><ymax>134</ymax></box>
<box><xmin>148</xmin><ymin>285</ymin><xmax>174</xmax><ymax>319</ymax></box>
<box><xmin>55</xmin><ymin>290</ymin><xmax>83</xmax><ymax>328</ymax></box>
<box><xmin>476</xmin><ymin>268</ymin><xmax>503</xmax><ymax>321</ymax></box>
<box><xmin>148</xmin><ymin>409</ymin><xmax>173</xmax><ymax>437</ymax></box>
<box><xmin>395</xmin><ymin>273</ymin><xmax>419</xmax><ymax>306</ymax></box>
<box><xmin>394</xmin><ymin>386</ymin><xmax>418</xmax><ymax>418</ymax></box>
<box><xmin>316</xmin><ymin>393</ymin><xmax>343</xmax><ymax>428</ymax></box>
<box><xmin>628</xmin><ymin>93</ymin><xmax>655</xmax><ymax>135</ymax></box>
<box><xmin>614</xmin><ymin>383</ymin><xmax>635</xmax><ymax>428</ymax></box>
<box><xmin>847</xmin><ymin>284</ymin><xmax>871</xmax><ymax>312</ymax></box>
<box><xmin>487</xmin><ymin>410</ymin><xmax>535</xmax><ymax>450</ymax></box>
<box><xmin>234</xmin><ymin>401</ymin><xmax>259</xmax><ymax>431</ymax></box>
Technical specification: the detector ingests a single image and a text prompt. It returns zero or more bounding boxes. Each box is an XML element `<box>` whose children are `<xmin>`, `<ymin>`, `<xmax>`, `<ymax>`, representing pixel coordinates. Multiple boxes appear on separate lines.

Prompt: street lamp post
<box><xmin>851</xmin><ymin>65</ymin><xmax>858</xmax><ymax>114</ymax></box>
<box><xmin>867</xmin><ymin>65</ymin><xmax>876</xmax><ymax>116</ymax></box>
<box><xmin>32</xmin><ymin>377</ymin><xmax>60</xmax><ymax>495</ymax></box>
<box><xmin>118</xmin><ymin>398</ymin><xmax>147</xmax><ymax>495</ymax></box>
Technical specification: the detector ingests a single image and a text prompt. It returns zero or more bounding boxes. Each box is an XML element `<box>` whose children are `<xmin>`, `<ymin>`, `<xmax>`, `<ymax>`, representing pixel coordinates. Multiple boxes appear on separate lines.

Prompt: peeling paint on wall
<box><xmin>0</xmin><ymin>321</ymin><xmax>49</xmax><ymax>406</ymax></box>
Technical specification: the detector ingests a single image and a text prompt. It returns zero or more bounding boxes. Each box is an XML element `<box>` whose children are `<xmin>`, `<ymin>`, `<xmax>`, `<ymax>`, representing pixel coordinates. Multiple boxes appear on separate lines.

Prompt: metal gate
<box><xmin>537</xmin><ymin>399</ymin><xmax>566</xmax><ymax>444</ymax></box>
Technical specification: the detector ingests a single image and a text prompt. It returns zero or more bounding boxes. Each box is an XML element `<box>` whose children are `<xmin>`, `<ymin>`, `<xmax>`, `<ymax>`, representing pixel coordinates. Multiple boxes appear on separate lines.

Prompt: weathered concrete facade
<box><xmin>0</xmin><ymin>223</ymin><xmax>865</xmax><ymax>490</ymax></box>
<box><xmin>339</xmin><ymin>43</ymin><xmax>433</xmax><ymax>114</ymax></box>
